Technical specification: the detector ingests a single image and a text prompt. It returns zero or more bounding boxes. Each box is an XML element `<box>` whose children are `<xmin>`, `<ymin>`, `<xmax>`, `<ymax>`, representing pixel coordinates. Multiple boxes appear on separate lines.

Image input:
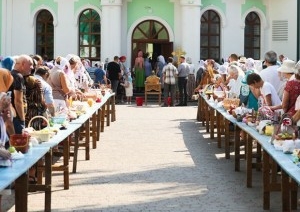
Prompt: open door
<box><xmin>161</xmin><ymin>42</ymin><xmax>173</xmax><ymax>58</ymax></box>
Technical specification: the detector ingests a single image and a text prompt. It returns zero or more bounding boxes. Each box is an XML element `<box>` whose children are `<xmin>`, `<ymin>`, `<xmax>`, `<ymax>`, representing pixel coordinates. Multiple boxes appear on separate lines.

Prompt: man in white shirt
<box><xmin>259</xmin><ymin>51</ymin><xmax>282</xmax><ymax>95</ymax></box>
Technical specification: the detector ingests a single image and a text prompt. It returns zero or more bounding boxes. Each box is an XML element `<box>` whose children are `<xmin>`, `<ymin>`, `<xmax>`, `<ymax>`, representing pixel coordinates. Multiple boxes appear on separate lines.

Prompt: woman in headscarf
<box><xmin>240</xmin><ymin>58</ymin><xmax>260</xmax><ymax>109</ymax></box>
<box><xmin>66</xmin><ymin>54</ymin><xmax>93</xmax><ymax>92</ymax></box>
<box><xmin>156</xmin><ymin>55</ymin><xmax>166</xmax><ymax>89</ymax></box>
<box><xmin>186</xmin><ymin>57</ymin><xmax>196</xmax><ymax>100</ymax></box>
<box><xmin>47</xmin><ymin>56</ymin><xmax>76</xmax><ymax>110</ymax></box>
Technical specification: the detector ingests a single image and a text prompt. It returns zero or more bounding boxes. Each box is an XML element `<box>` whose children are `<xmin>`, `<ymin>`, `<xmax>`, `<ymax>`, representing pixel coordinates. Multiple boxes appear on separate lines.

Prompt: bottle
<box><xmin>257</xmin><ymin>95</ymin><xmax>264</xmax><ymax>108</ymax></box>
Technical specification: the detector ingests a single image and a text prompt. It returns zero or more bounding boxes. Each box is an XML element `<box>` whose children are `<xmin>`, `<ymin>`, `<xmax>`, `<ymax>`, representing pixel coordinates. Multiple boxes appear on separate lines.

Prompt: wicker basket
<box><xmin>10</xmin><ymin>134</ymin><xmax>30</xmax><ymax>153</ymax></box>
<box><xmin>99</xmin><ymin>79</ymin><xmax>111</xmax><ymax>89</ymax></box>
<box><xmin>28</xmin><ymin>116</ymin><xmax>52</xmax><ymax>142</ymax></box>
<box><xmin>223</xmin><ymin>98</ymin><xmax>240</xmax><ymax>110</ymax></box>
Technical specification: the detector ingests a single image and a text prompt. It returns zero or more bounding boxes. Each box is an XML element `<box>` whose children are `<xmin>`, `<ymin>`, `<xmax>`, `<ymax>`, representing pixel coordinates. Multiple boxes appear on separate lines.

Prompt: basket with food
<box><xmin>10</xmin><ymin>134</ymin><xmax>30</xmax><ymax>153</ymax></box>
<box><xmin>27</xmin><ymin>116</ymin><xmax>53</xmax><ymax>143</ymax></box>
<box><xmin>271</xmin><ymin>114</ymin><xmax>298</xmax><ymax>150</ymax></box>
<box><xmin>222</xmin><ymin>98</ymin><xmax>240</xmax><ymax>111</ymax></box>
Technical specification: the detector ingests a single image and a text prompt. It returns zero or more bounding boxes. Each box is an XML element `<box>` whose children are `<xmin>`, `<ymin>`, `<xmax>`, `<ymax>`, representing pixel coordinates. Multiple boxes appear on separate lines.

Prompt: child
<box><xmin>121</xmin><ymin>73</ymin><xmax>133</xmax><ymax>104</ymax></box>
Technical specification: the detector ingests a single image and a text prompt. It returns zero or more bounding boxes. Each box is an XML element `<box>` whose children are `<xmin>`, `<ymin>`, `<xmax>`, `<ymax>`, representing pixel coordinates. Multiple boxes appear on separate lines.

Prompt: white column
<box><xmin>222</xmin><ymin>0</ymin><xmax>244</xmax><ymax>58</ymax></box>
<box><xmin>55</xmin><ymin>0</ymin><xmax>77</xmax><ymax>57</ymax></box>
<box><xmin>180</xmin><ymin>0</ymin><xmax>201</xmax><ymax>65</ymax></box>
<box><xmin>1</xmin><ymin>0</ymin><xmax>13</xmax><ymax>55</ymax></box>
<box><xmin>101</xmin><ymin>0</ymin><xmax>123</xmax><ymax>62</ymax></box>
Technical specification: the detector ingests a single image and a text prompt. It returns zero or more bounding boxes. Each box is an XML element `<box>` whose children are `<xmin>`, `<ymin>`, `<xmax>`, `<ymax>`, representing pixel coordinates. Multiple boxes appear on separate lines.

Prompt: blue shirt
<box><xmin>34</xmin><ymin>75</ymin><xmax>54</xmax><ymax>104</ymax></box>
<box><xmin>94</xmin><ymin>68</ymin><xmax>106</xmax><ymax>84</ymax></box>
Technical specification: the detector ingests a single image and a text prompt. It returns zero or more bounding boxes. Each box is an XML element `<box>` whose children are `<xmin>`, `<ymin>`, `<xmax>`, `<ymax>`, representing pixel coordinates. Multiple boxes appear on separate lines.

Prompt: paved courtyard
<box><xmin>3</xmin><ymin>102</ymin><xmax>285</xmax><ymax>211</ymax></box>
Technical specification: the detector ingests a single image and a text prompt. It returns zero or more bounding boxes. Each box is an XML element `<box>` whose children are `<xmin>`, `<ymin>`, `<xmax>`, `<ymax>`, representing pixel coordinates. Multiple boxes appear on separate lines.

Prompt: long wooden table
<box><xmin>198</xmin><ymin>94</ymin><xmax>299</xmax><ymax>211</ymax></box>
<box><xmin>1</xmin><ymin>92</ymin><xmax>117</xmax><ymax>211</ymax></box>
<box><xmin>69</xmin><ymin>92</ymin><xmax>115</xmax><ymax>173</ymax></box>
<box><xmin>0</xmin><ymin>147</ymin><xmax>51</xmax><ymax>211</ymax></box>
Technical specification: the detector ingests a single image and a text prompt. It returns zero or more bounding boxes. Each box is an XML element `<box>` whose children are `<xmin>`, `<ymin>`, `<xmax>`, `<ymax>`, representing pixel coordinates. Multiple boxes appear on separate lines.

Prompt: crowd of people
<box><xmin>1</xmin><ymin>49</ymin><xmax>300</xmax><ymax>209</ymax></box>
<box><xmin>192</xmin><ymin>51</ymin><xmax>300</xmax><ymax>126</ymax></box>
<box><xmin>0</xmin><ymin>53</ymin><xmax>134</xmax><ymax>208</ymax></box>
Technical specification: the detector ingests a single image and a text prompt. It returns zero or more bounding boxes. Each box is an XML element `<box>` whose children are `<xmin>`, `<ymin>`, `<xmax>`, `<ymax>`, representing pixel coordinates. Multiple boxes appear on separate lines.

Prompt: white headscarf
<box><xmin>55</xmin><ymin>57</ymin><xmax>70</xmax><ymax>70</ymax></box>
<box><xmin>245</xmin><ymin>58</ymin><xmax>255</xmax><ymax>71</ymax></box>
<box><xmin>254</xmin><ymin>60</ymin><xmax>263</xmax><ymax>72</ymax></box>
<box><xmin>158</xmin><ymin>55</ymin><xmax>166</xmax><ymax>64</ymax></box>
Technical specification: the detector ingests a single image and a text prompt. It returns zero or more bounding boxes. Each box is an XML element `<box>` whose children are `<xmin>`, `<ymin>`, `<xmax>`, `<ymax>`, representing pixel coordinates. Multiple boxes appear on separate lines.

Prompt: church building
<box><xmin>0</xmin><ymin>0</ymin><xmax>297</xmax><ymax>68</ymax></box>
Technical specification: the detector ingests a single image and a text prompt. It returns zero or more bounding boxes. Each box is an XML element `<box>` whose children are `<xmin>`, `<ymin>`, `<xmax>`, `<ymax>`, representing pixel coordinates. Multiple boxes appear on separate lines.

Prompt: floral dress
<box><xmin>284</xmin><ymin>79</ymin><xmax>300</xmax><ymax>115</ymax></box>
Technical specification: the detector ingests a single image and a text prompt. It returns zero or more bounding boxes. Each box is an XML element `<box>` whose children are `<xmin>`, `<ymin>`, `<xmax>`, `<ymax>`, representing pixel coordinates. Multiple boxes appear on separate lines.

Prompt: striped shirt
<box><xmin>162</xmin><ymin>63</ymin><xmax>178</xmax><ymax>85</ymax></box>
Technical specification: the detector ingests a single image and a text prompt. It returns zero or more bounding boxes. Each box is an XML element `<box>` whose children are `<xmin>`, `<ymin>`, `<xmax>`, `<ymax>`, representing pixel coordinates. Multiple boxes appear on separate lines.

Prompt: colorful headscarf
<box><xmin>0</xmin><ymin>68</ymin><xmax>13</xmax><ymax>92</ymax></box>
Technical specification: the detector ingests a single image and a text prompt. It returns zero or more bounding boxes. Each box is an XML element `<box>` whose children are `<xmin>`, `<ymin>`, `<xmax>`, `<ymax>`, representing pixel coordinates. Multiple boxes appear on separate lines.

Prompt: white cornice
<box><xmin>180</xmin><ymin>0</ymin><xmax>201</xmax><ymax>6</ymax></box>
<box><xmin>101</xmin><ymin>0</ymin><xmax>123</xmax><ymax>6</ymax></box>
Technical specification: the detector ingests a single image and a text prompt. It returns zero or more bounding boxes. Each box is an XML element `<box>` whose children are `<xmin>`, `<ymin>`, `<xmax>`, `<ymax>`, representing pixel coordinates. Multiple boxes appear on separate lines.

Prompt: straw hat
<box><xmin>277</xmin><ymin>59</ymin><xmax>296</xmax><ymax>73</ymax></box>
<box><xmin>239</xmin><ymin>56</ymin><xmax>247</xmax><ymax>64</ymax></box>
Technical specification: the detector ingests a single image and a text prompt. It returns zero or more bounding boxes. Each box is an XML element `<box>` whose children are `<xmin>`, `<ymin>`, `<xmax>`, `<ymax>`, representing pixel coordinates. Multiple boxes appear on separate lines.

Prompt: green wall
<box><xmin>30</xmin><ymin>0</ymin><xmax>58</xmax><ymax>14</ymax></box>
<box><xmin>127</xmin><ymin>0</ymin><xmax>174</xmax><ymax>31</ymax></box>
<box><xmin>201</xmin><ymin>0</ymin><xmax>226</xmax><ymax>14</ymax></box>
<box><xmin>242</xmin><ymin>0</ymin><xmax>266</xmax><ymax>16</ymax></box>
<box><xmin>75</xmin><ymin>0</ymin><xmax>101</xmax><ymax>14</ymax></box>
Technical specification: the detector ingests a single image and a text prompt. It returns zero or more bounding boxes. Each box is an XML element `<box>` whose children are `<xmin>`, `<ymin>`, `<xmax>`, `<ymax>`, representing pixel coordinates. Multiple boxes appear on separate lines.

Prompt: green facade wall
<box><xmin>242</xmin><ymin>0</ymin><xmax>266</xmax><ymax>16</ymax></box>
<box><xmin>30</xmin><ymin>0</ymin><xmax>58</xmax><ymax>14</ymax></box>
<box><xmin>127</xmin><ymin>0</ymin><xmax>174</xmax><ymax>31</ymax></box>
<box><xmin>75</xmin><ymin>0</ymin><xmax>101</xmax><ymax>14</ymax></box>
<box><xmin>201</xmin><ymin>0</ymin><xmax>226</xmax><ymax>14</ymax></box>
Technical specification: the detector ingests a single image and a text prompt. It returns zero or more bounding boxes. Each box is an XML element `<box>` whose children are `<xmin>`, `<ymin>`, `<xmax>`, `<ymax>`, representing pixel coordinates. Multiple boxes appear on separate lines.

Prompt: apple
<box><xmin>8</xmin><ymin>146</ymin><xmax>16</xmax><ymax>153</ymax></box>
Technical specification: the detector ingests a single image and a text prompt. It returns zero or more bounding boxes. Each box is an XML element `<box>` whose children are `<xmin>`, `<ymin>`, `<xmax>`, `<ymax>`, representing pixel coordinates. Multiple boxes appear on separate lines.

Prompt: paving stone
<box><xmin>2</xmin><ymin>103</ymin><xmax>286</xmax><ymax>211</ymax></box>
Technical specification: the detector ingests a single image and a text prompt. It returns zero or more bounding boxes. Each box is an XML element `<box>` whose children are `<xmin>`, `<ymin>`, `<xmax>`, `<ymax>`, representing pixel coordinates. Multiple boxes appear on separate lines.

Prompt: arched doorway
<box><xmin>131</xmin><ymin>20</ymin><xmax>172</xmax><ymax>69</ymax></box>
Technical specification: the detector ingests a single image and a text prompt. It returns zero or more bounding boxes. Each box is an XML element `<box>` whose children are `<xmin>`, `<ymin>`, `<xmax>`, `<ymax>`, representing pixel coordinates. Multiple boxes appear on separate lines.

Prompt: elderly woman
<box><xmin>270</xmin><ymin>60</ymin><xmax>299</xmax><ymax>114</ymax></box>
<box><xmin>67</xmin><ymin>54</ymin><xmax>93</xmax><ymax>92</ymax></box>
<box><xmin>47</xmin><ymin>56</ymin><xmax>77</xmax><ymax>110</ymax></box>
<box><xmin>277</xmin><ymin>59</ymin><xmax>296</xmax><ymax>100</ymax></box>
<box><xmin>282</xmin><ymin>68</ymin><xmax>300</xmax><ymax>116</ymax></box>
<box><xmin>186</xmin><ymin>57</ymin><xmax>196</xmax><ymax>99</ymax></box>
<box><xmin>226</xmin><ymin>65</ymin><xmax>244</xmax><ymax>98</ymax></box>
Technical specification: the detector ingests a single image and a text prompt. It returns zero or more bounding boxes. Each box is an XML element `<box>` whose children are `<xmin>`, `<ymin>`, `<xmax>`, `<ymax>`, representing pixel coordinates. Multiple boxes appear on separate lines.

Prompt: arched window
<box><xmin>244</xmin><ymin>12</ymin><xmax>261</xmax><ymax>59</ymax></box>
<box><xmin>36</xmin><ymin>10</ymin><xmax>54</xmax><ymax>60</ymax></box>
<box><xmin>79</xmin><ymin>9</ymin><xmax>100</xmax><ymax>63</ymax></box>
<box><xmin>201</xmin><ymin>10</ymin><xmax>220</xmax><ymax>62</ymax></box>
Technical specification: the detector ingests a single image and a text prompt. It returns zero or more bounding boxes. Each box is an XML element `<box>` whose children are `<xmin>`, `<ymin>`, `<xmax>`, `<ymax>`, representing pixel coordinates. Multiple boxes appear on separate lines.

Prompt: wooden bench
<box><xmin>144</xmin><ymin>75</ymin><xmax>161</xmax><ymax>106</ymax></box>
